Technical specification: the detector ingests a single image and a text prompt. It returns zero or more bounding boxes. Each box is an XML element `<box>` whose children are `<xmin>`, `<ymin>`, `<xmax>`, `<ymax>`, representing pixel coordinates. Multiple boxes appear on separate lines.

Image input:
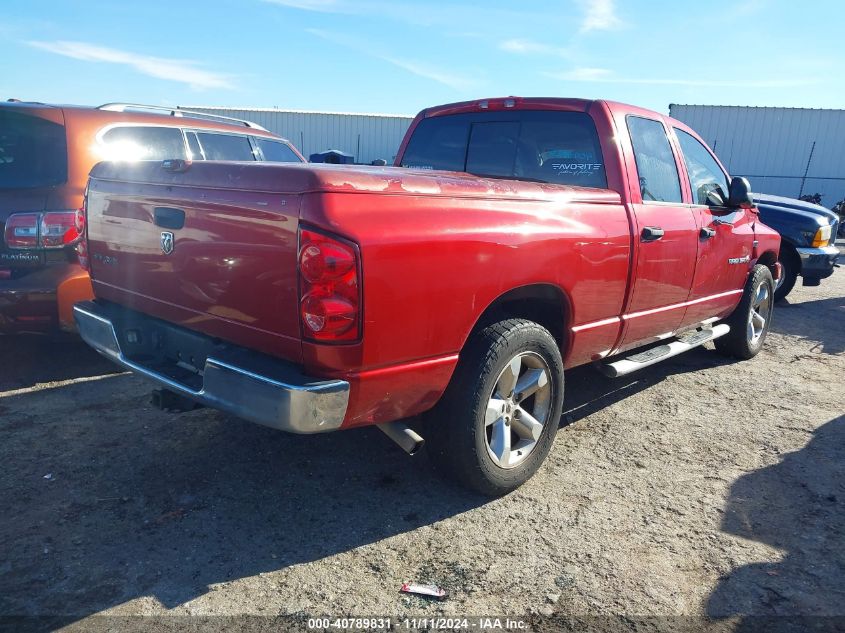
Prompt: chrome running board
<box><xmin>599</xmin><ymin>324</ymin><xmax>730</xmax><ymax>378</ymax></box>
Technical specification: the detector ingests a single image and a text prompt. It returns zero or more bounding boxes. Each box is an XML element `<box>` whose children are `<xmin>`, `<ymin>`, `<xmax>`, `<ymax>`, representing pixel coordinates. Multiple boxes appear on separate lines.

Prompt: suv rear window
<box><xmin>0</xmin><ymin>110</ymin><xmax>68</xmax><ymax>189</ymax></box>
<box><xmin>195</xmin><ymin>132</ymin><xmax>256</xmax><ymax>161</ymax></box>
<box><xmin>99</xmin><ymin>126</ymin><xmax>187</xmax><ymax>161</ymax></box>
<box><xmin>400</xmin><ymin>110</ymin><xmax>607</xmax><ymax>188</ymax></box>
<box><xmin>254</xmin><ymin>138</ymin><xmax>302</xmax><ymax>163</ymax></box>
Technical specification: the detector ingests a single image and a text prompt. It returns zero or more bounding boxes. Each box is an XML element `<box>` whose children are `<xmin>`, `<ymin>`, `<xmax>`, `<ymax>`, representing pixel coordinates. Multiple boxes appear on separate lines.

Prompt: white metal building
<box><xmin>670</xmin><ymin>104</ymin><xmax>845</xmax><ymax>205</ymax></box>
<box><xmin>179</xmin><ymin>106</ymin><xmax>414</xmax><ymax>164</ymax></box>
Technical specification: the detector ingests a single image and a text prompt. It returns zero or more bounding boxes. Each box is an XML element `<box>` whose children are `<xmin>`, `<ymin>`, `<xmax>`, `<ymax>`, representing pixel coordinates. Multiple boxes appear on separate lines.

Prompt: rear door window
<box><xmin>400</xmin><ymin>110</ymin><xmax>607</xmax><ymax>188</ymax></box>
<box><xmin>99</xmin><ymin>126</ymin><xmax>187</xmax><ymax>161</ymax></box>
<box><xmin>0</xmin><ymin>110</ymin><xmax>68</xmax><ymax>188</ymax></box>
<box><xmin>195</xmin><ymin>132</ymin><xmax>256</xmax><ymax>161</ymax></box>
<box><xmin>254</xmin><ymin>138</ymin><xmax>303</xmax><ymax>163</ymax></box>
<box><xmin>626</xmin><ymin>116</ymin><xmax>682</xmax><ymax>203</ymax></box>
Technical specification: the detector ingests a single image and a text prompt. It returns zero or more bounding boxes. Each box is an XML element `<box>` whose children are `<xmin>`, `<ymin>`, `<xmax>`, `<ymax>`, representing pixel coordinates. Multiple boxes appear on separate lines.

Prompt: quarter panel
<box><xmin>301</xmin><ymin>190</ymin><xmax>631</xmax><ymax>377</ymax></box>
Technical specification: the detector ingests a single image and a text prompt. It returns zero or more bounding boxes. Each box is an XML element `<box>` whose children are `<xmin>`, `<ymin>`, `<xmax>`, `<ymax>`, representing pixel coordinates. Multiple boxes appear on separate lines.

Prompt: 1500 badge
<box><xmin>728</xmin><ymin>255</ymin><xmax>751</xmax><ymax>265</ymax></box>
<box><xmin>93</xmin><ymin>253</ymin><xmax>119</xmax><ymax>266</ymax></box>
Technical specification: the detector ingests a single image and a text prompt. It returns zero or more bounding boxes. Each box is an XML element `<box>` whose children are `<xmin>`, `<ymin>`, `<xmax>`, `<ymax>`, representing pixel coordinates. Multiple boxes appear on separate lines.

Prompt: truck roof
<box><xmin>419</xmin><ymin>96</ymin><xmax>701</xmax><ymax>138</ymax></box>
<box><xmin>420</xmin><ymin>97</ymin><xmax>595</xmax><ymax>118</ymax></box>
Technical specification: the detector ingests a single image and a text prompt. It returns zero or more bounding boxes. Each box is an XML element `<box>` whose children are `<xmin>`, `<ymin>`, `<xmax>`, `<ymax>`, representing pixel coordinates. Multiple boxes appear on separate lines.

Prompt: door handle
<box><xmin>154</xmin><ymin>207</ymin><xmax>186</xmax><ymax>230</ymax></box>
<box><xmin>700</xmin><ymin>226</ymin><xmax>716</xmax><ymax>239</ymax></box>
<box><xmin>641</xmin><ymin>226</ymin><xmax>664</xmax><ymax>242</ymax></box>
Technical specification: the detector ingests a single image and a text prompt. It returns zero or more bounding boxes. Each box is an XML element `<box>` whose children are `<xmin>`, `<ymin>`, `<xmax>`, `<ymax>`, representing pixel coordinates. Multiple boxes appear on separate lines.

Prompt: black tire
<box><xmin>774</xmin><ymin>246</ymin><xmax>799</xmax><ymax>303</ymax></box>
<box><xmin>714</xmin><ymin>264</ymin><xmax>774</xmax><ymax>360</ymax></box>
<box><xmin>426</xmin><ymin>318</ymin><xmax>564</xmax><ymax>497</ymax></box>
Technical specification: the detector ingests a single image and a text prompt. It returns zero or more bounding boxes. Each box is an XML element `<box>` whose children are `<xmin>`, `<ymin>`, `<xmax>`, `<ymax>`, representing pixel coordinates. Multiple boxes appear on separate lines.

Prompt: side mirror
<box><xmin>704</xmin><ymin>186</ymin><xmax>726</xmax><ymax>207</ymax></box>
<box><xmin>370</xmin><ymin>158</ymin><xmax>387</xmax><ymax>166</ymax></box>
<box><xmin>728</xmin><ymin>176</ymin><xmax>754</xmax><ymax>209</ymax></box>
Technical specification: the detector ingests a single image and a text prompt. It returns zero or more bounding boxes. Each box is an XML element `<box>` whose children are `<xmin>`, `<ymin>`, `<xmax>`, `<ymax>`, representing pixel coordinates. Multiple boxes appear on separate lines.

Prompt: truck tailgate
<box><xmin>86</xmin><ymin>161</ymin><xmax>304</xmax><ymax>362</ymax></box>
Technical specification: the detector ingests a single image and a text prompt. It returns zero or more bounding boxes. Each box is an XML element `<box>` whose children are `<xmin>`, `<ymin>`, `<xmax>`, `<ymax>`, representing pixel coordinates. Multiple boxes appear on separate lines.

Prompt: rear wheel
<box><xmin>715</xmin><ymin>264</ymin><xmax>774</xmax><ymax>360</ymax></box>
<box><xmin>426</xmin><ymin>319</ymin><xmax>564</xmax><ymax>497</ymax></box>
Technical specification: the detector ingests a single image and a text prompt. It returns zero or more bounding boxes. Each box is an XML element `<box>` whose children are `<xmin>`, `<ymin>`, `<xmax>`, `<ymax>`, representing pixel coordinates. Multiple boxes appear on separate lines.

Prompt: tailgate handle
<box><xmin>154</xmin><ymin>207</ymin><xmax>185</xmax><ymax>230</ymax></box>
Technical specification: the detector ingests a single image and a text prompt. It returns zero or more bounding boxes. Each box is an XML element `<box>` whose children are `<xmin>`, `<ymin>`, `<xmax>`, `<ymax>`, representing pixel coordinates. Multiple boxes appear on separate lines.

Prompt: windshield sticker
<box><xmin>543</xmin><ymin>150</ymin><xmax>595</xmax><ymax>161</ymax></box>
<box><xmin>551</xmin><ymin>162</ymin><xmax>603</xmax><ymax>175</ymax></box>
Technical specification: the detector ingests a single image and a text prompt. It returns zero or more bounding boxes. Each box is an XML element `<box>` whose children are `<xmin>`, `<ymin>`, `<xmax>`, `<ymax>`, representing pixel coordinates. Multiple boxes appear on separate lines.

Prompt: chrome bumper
<box><xmin>73</xmin><ymin>302</ymin><xmax>349</xmax><ymax>433</ymax></box>
<box><xmin>796</xmin><ymin>244</ymin><xmax>839</xmax><ymax>278</ymax></box>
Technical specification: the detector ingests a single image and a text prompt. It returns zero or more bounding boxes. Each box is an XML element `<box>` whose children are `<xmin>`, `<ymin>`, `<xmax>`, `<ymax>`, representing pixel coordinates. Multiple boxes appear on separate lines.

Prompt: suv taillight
<box><xmin>3</xmin><ymin>211</ymin><xmax>82</xmax><ymax>249</ymax></box>
<box><xmin>41</xmin><ymin>211</ymin><xmax>80</xmax><ymax>248</ymax></box>
<box><xmin>298</xmin><ymin>226</ymin><xmax>361</xmax><ymax>342</ymax></box>
<box><xmin>75</xmin><ymin>192</ymin><xmax>89</xmax><ymax>271</ymax></box>
<box><xmin>4</xmin><ymin>213</ymin><xmax>39</xmax><ymax>249</ymax></box>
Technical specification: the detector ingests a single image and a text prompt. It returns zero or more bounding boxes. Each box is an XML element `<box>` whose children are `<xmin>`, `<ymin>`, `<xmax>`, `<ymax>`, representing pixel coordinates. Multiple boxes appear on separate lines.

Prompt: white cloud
<box><xmin>263</xmin><ymin>0</ymin><xmax>438</xmax><ymax>24</ymax></box>
<box><xmin>729</xmin><ymin>0</ymin><xmax>766</xmax><ymax>17</ymax></box>
<box><xmin>578</xmin><ymin>0</ymin><xmax>625</xmax><ymax>32</ymax></box>
<box><xmin>499</xmin><ymin>38</ymin><xmax>572</xmax><ymax>58</ymax></box>
<box><xmin>27</xmin><ymin>40</ymin><xmax>234</xmax><ymax>90</ymax></box>
<box><xmin>263</xmin><ymin>0</ymin><xmax>544</xmax><ymax>28</ymax></box>
<box><xmin>554</xmin><ymin>67</ymin><xmax>611</xmax><ymax>80</ymax></box>
<box><xmin>306</xmin><ymin>29</ymin><xmax>479</xmax><ymax>91</ymax></box>
<box><xmin>380</xmin><ymin>57</ymin><xmax>476</xmax><ymax>91</ymax></box>
<box><xmin>261</xmin><ymin>0</ymin><xmax>345</xmax><ymax>11</ymax></box>
<box><xmin>546</xmin><ymin>67</ymin><xmax>819</xmax><ymax>88</ymax></box>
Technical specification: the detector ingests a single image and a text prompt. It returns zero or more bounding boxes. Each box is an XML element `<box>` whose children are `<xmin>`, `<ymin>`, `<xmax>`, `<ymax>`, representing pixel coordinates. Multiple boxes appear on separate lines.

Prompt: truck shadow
<box><xmin>706</xmin><ymin>415</ymin><xmax>845</xmax><ymax>630</ymax></box>
<box><xmin>561</xmin><ymin>345</ymin><xmax>732</xmax><ymax>425</ymax></box>
<box><xmin>772</xmin><ymin>287</ymin><xmax>845</xmax><ymax>356</ymax></box>
<box><xmin>0</xmin><ymin>334</ymin><xmax>119</xmax><ymax>392</ymax></box>
<box><xmin>0</xmin><ymin>379</ymin><xmax>485</xmax><ymax>624</ymax></box>
<box><xmin>0</xmin><ymin>345</ymin><xmax>747</xmax><ymax>625</ymax></box>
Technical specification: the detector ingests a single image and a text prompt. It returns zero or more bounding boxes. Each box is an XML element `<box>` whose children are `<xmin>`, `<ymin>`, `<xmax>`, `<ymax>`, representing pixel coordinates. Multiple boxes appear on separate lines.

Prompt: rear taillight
<box><xmin>298</xmin><ymin>226</ymin><xmax>361</xmax><ymax>342</ymax></box>
<box><xmin>4</xmin><ymin>213</ymin><xmax>39</xmax><ymax>249</ymax></box>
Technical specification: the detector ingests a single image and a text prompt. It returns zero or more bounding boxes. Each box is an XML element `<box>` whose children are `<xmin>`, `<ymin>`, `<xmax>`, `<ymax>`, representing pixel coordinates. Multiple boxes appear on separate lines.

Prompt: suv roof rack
<box><xmin>96</xmin><ymin>103</ymin><xmax>268</xmax><ymax>131</ymax></box>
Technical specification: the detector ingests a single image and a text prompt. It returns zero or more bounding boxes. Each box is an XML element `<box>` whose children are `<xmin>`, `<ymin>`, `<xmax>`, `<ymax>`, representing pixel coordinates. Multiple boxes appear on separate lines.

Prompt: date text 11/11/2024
<box><xmin>307</xmin><ymin>617</ymin><xmax>529</xmax><ymax>630</ymax></box>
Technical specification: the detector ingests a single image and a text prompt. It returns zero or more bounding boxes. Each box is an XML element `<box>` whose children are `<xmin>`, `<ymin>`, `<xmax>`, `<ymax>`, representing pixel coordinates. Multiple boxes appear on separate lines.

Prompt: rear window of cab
<box><xmin>400</xmin><ymin>110</ymin><xmax>607</xmax><ymax>189</ymax></box>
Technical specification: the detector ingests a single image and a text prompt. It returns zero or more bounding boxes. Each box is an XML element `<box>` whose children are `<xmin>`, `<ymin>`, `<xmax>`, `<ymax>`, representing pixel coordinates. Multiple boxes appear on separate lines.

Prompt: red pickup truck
<box><xmin>74</xmin><ymin>97</ymin><xmax>781</xmax><ymax>495</ymax></box>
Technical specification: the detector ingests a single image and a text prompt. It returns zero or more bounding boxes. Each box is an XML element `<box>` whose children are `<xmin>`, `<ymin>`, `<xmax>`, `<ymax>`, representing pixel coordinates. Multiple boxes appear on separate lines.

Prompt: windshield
<box><xmin>0</xmin><ymin>110</ymin><xmax>68</xmax><ymax>189</ymax></box>
<box><xmin>400</xmin><ymin>110</ymin><xmax>607</xmax><ymax>188</ymax></box>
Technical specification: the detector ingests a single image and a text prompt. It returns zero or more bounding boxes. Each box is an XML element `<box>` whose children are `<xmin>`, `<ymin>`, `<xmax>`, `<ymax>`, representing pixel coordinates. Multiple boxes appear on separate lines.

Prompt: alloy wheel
<box><xmin>748</xmin><ymin>282</ymin><xmax>771</xmax><ymax>345</ymax></box>
<box><xmin>484</xmin><ymin>352</ymin><xmax>553</xmax><ymax>469</ymax></box>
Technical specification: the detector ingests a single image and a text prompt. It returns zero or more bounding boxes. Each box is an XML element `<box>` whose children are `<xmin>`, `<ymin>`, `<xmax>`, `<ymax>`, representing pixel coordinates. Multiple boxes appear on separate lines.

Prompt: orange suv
<box><xmin>0</xmin><ymin>101</ymin><xmax>305</xmax><ymax>334</ymax></box>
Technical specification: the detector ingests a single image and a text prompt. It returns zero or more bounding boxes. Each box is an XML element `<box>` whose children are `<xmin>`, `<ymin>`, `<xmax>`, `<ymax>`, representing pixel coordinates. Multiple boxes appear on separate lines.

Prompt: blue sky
<box><xmin>1</xmin><ymin>0</ymin><xmax>843</xmax><ymax>116</ymax></box>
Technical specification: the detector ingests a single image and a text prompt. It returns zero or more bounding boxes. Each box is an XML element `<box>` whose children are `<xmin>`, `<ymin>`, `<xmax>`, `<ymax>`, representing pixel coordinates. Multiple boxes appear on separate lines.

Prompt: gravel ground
<box><xmin>0</xmin><ymin>250</ymin><xmax>843</xmax><ymax>632</ymax></box>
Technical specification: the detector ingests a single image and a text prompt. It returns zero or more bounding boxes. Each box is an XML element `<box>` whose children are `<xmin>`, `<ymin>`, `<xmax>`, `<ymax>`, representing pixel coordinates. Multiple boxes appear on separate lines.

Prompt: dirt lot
<box><xmin>1</xmin><ymin>252</ymin><xmax>843</xmax><ymax>632</ymax></box>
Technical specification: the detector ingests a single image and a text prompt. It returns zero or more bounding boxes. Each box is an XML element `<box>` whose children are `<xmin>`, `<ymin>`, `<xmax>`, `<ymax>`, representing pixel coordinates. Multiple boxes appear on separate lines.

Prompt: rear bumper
<box><xmin>0</xmin><ymin>262</ymin><xmax>89</xmax><ymax>334</ymax></box>
<box><xmin>73</xmin><ymin>301</ymin><xmax>349</xmax><ymax>433</ymax></box>
<box><xmin>796</xmin><ymin>245</ymin><xmax>839</xmax><ymax>280</ymax></box>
